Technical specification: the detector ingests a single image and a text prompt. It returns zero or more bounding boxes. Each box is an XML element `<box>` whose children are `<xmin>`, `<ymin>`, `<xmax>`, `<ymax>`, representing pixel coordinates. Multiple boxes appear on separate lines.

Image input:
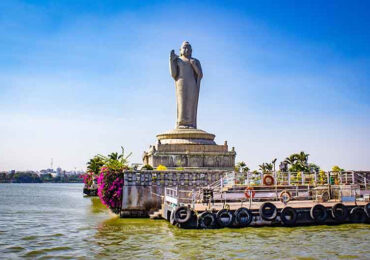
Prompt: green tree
<box><xmin>235</xmin><ymin>161</ymin><xmax>250</xmax><ymax>173</ymax></box>
<box><xmin>284</xmin><ymin>151</ymin><xmax>310</xmax><ymax>172</ymax></box>
<box><xmin>98</xmin><ymin>146</ymin><xmax>132</xmax><ymax>171</ymax></box>
<box><xmin>331</xmin><ymin>165</ymin><xmax>345</xmax><ymax>172</ymax></box>
<box><xmin>14</xmin><ymin>172</ymin><xmax>41</xmax><ymax>183</ymax></box>
<box><xmin>284</xmin><ymin>154</ymin><xmax>297</xmax><ymax>167</ymax></box>
<box><xmin>309</xmin><ymin>163</ymin><xmax>320</xmax><ymax>173</ymax></box>
<box><xmin>258</xmin><ymin>163</ymin><xmax>273</xmax><ymax>174</ymax></box>
<box><xmin>40</xmin><ymin>173</ymin><xmax>53</xmax><ymax>182</ymax></box>
<box><xmin>87</xmin><ymin>156</ymin><xmax>105</xmax><ymax>175</ymax></box>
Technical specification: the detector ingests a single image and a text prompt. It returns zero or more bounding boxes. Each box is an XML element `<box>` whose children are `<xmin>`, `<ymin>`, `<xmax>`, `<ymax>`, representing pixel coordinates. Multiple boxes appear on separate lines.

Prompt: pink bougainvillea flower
<box><xmin>96</xmin><ymin>167</ymin><xmax>124</xmax><ymax>209</ymax></box>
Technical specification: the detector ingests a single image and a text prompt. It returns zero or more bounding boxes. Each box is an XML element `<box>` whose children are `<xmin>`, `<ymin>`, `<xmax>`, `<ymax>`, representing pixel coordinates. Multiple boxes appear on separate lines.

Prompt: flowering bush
<box><xmin>82</xmin><ymin>172</ymin><xmax>94</xmax><ymax>187</ymax></box>
<box><xmin>97</xmin><ymin>166</ymin><xmax>125</xmax><ymax>213</ymax></box>
<box><xmin>156</xmin><ymin>164</ymin><xmax>167</xmax><ymax>171</ymax></box>
<box><xmin>89</xmin><ymin>146</ymin><xmax>132</xmax><ymax>213</ymax></box>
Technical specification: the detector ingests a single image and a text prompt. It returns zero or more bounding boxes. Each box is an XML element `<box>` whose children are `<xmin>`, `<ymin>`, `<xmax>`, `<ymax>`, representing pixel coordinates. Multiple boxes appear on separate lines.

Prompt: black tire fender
<box><xmin>174</xmin><ymin>206</ymin><xmax>192</xmax><ymax>224</ymax></box>
<box><xmin>350</xmin><ymin>207</ymin><xmax>367</xmax><ymax>223</ymax></box>
<box><xmin>280</xmin><ymin>206</ymin><xmax>297</xmax><ymax>226</ymax></box>
<box><xmin>198</xmin><ymin>211</ymin><xmax>216</xmax><ymax>229</ymax></box>
<box><xmin>331</xmin><ymin>203</ymin><xmax>348</xmax><ymax>223</ymax></box>
<box><xmin>234</xmin><ymin>207</ymin><xmax>253</xmax><ymax>227</ymax></box>
<box><xmin>259</xmin><ymin>202</ymin><xmax>277</xmax><ymax>221</ymax></box>
<box><xmin>310</xmin><ymin>204</ymin><xmax>328</xmax><ymax>224</ymax></box>
<box><xmin>216</xmin><ymin>209</ymin><xmax>233</xmax><ymax>227</ymax></box>
<box><xmin>364</xmin><ymin>202</ymin><xmax>370</xmax><ymax>218</ymax></box>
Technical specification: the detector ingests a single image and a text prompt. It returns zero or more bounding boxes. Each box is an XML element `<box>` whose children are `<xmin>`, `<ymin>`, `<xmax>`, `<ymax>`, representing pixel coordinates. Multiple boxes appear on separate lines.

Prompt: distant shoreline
<box><xmin>0</xmin><ymin>172</ymin><xmax>84</xmax><ymax>184</ymax></box>
<box><xmin>0</xmin><ymin>181</ymin><xmax>83</xmax><ymax>184</ymax></box>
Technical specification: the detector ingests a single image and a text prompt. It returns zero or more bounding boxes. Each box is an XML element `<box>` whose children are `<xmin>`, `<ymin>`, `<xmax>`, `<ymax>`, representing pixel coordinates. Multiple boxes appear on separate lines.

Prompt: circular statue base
<box><xmin>143</xmin><ymin>128</ymin><xmax>236</xmax><ymax>170</ymax></box>
<box><xmin>156</xmin><ymin>128</ymin><xmax>216</xmax><ymax>145</ymax></box>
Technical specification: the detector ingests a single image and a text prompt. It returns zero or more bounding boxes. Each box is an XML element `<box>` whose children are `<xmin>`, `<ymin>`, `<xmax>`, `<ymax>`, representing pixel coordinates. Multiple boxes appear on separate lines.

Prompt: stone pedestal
<box><xmin>143</xmin><ymin>128</ymin><xmax>236</xmax><ymax>170</ymax></box>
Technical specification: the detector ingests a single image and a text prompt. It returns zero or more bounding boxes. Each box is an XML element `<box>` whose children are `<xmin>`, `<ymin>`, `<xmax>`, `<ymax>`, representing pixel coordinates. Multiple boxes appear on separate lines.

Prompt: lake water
<box><xmin>0</xmin><ymin>184</ymin><xmax>369</xmax><ymax>259</ymax></box>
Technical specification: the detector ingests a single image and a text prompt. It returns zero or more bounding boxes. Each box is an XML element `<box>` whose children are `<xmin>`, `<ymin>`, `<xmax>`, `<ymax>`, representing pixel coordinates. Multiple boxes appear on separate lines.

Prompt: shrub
<box><xmin>319</xmin><ymin>170</ymin><xmax>327</xmax><ymax>184</ymax></box>
<box><xmin>97</xmin><ymin>166</ymin><xmax>125</xmax><ymax>213</ymax></box>
<box><xmin>142</xmin><ymin>164</ymin><xmax>154</xmax><ymax>170</ymax></box>
<box><xmin>156</xmin><ymin>165</ymin><xmax>167</xmax><ymax>171</ymax></box>
<box><xmin>82</xmin><ymin>172</ymin><xmax>94</xmax><ymax>187</ymax></box>
<box><xmin>92</xmin><ymin>146</ymin><xmax>133</xmax><ymax>213</ymax></box>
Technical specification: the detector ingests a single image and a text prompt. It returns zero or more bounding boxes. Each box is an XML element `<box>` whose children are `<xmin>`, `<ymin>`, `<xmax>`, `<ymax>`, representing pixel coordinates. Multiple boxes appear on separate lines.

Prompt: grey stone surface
<box><xmin>156</xmin><ymin>128</ymin><xmax>216</xmax><ymax>145</ymax></box>
<box><xmin>143</xmin><ymin>142</ymin><xmax>236</xmax><ymax>169</ymax></box>
<box><xmin>170</xmin><ymin>41</ymin><xmax>202</xmax><ymax>129</ymax></box>
<box><xmin>120</xmin><ymin>171</ymin><xmax>226</xmax><ymax>216</ymax></box>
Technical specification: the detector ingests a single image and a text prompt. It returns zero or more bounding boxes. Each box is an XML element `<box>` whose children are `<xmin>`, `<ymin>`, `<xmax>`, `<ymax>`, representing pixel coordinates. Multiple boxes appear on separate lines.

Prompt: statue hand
<box><xmin>189</xmin><ymin>58</ymin><xmax>196</xmax><ymax>66</ymax></box>
<box><xmin>170</xmin><ymin>50</ymin><xmax>178</xmax><ymax>61</ymax></box>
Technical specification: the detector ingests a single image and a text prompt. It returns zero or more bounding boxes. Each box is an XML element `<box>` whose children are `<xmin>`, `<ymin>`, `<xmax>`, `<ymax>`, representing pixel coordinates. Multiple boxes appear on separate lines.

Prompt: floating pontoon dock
<box><xmin>150</xmin><ymin>171</ymin><xmax>370</xmax><ymax>229</ymax></box>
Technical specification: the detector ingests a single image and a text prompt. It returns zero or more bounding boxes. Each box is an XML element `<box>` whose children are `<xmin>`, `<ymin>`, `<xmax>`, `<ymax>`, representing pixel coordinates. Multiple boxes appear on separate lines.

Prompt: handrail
<box><xmin>162</xmin><ymin>171</ymin><xmax>369</xmax><ymax>207</ymax></box>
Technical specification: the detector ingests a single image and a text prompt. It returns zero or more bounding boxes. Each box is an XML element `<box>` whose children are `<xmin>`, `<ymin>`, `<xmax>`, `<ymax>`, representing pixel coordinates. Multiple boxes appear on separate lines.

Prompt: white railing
<box><xmin>228</xmin><ymin>171</ymin><xmax>369</xmax><ymax>189</ymax></box>
<box><xmin>164</xmin><ymin>187</ymin><xmax>178</xmax><ymax>205</ymax></box>
<box><xmin>164</xmin><ymin>187</ymin><xmax>200</xmax><ymax>208</ymax></box>
<box><xmin>163</xmin><ymin>171</ymin><xmax>369</xmax><ymax>207</ymax></box>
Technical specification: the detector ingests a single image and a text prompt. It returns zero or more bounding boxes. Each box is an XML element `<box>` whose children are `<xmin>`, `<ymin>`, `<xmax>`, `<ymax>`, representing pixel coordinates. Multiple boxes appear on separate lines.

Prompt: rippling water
<box><xmin>0</xmin><ymin>184</ymin><xmax>369</xmax><ymax>259</ymax></box>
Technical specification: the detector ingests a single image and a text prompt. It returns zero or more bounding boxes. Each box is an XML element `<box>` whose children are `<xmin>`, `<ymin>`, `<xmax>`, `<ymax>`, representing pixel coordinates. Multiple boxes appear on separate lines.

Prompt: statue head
<box><xmin>180</xmin><ymin>41</ymin><xmax>192</xmax><ymax>58</ymax></box>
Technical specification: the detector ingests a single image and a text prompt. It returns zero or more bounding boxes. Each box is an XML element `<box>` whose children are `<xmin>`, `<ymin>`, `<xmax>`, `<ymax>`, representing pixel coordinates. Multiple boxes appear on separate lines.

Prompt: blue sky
<box><xmin>1</xmin><ymin>0</ymin><xmax>370</xmax><ymax>171</ymax></box>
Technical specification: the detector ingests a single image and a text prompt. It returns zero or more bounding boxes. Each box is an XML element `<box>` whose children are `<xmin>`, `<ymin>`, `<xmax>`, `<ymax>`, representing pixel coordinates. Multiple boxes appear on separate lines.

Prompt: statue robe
<box><xmin>170</xmin><ymin>56</ymin><xmax>202</xmax><ymax>129</ymax></box>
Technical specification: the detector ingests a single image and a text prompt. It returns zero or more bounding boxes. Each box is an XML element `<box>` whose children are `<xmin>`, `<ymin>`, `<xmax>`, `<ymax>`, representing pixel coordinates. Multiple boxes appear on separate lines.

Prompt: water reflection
<box><xmin>89</xmin><ymin>197</ymin><xmax>108</xmax><ymax>214</ymax></box>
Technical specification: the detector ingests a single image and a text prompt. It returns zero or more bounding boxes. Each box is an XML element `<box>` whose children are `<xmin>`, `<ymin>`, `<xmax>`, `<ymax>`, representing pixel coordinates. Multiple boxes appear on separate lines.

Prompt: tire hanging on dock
<box><xmin>310</xmin><ymin>204</ymin><xmax>328</xmax><ymax>224</ymax></box>
<box><xmin>198</xmin><ymin>211</ymin><xmax>216</xmax><ymax>229</ymax></box>
<box><xmin>331</xmin><ymin>203</ymin><xmax>348</xmax><ymax>223</ymax></box>
<box><xmin>280</xmin><ymin>206</ymin><xmax>297</xmax><ymax>226</ymax></box>
<box><xmin>174</xmin><ymin>206</ymin><xmax>192</xmax><ymax>224</ymax></box>
<box><xmin>349</xmin><ymin>207</ymin><xmax>367</xmax><ymax>223</ymax></box>
<box><xmin>364</xmin><ymin>203</ymin><xmax>370</xmax><ymax>218</ymax></box>
<box><xmin>216</xmin><ymin>209</ymin><xmax>233</xmax><ymax>227</ymax></box>
<box><xmin>259</xmin><ymin>202</ymin><xmax>277</xmax><ymax>221</ymax></box>
<box><xmin>234</xmin><ymin>207</ymin><xmax>253</xmax><ymax>227</ymax></box>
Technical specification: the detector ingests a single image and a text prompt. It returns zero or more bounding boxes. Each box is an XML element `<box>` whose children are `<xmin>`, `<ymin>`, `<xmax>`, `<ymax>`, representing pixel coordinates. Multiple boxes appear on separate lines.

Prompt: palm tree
<box><xmin>284</xmin><ymin>151</ymin><xmax>310</xmax><ymax>172</ymax></box>
<box><xmin>284</xmin><ymin>154</ymin><xmax>297</xmax><ymax>166</ymax></box>
<box><xmin>259</xmin><ymin>163</ymin><xmax>273</xmax><ymax>174</ymax></box>
<box><xmin>297</xmin><ymin>151</ymin><xmax>309</xmax><ymax>164</ymax></box>
<box><xmin>98</xmin><ymin>146</ymin><xmax>132</xmax><ymax>171</ymax></box>
<box><xmin>295</xmin><ymin>151</ymin><xmax>310</xmax><ymax>172</ymax></box>
<box><xmin>236</xmin><ymin>161</ymin><xmax>250</xmax><ymax>173</ymax></box>
<box><xmin>108</xmin><ymin>152</ymin><xmax>120</xmax><ymax>160</ymax></box>
<box><xmin>87</xmin><ymin>156</ymin><xmax>104</xmax><ymax>175</ymax></box>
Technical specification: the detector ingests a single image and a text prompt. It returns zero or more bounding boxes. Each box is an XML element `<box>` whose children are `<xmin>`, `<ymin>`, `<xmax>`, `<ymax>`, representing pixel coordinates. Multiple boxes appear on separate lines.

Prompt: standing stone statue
<box><xmin>169</xmin><ymin>41</ymin><xmax>203</xmax><ymax>129</ymax></box>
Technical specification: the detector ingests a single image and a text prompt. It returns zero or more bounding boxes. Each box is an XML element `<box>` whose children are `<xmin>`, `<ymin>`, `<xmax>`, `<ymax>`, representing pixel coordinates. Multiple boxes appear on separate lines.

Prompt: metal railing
<box><xmin>229</xmin><ymin>171</ymin><xmax>369</xmax><ymax>188</ymax></box>
<box><xmin>163</xmin><ymin>171</ymin><xmax>369</xmax><ymax>208</ymax></box>
<box><xmin>164</xmin><ymin>187</ymin><xmax>201</xmax><ymax>208</ymax></box>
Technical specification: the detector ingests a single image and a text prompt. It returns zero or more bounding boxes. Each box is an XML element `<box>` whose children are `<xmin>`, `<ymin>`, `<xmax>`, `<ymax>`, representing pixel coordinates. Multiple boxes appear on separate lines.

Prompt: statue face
<box><xmin>180</xmin><ymin>43</ymin><xmax>192</xmax><ymax>57</ymax></box>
